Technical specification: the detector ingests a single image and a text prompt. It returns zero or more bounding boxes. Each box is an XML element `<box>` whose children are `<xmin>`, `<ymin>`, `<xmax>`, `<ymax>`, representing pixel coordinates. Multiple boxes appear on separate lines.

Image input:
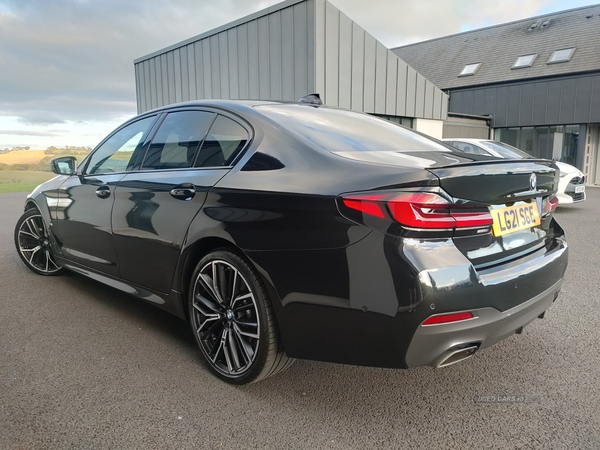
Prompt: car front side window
<box><xmin>85</xmin><ymin>116</ymin><xmax>156</xmax><ymax>175</ymax></box>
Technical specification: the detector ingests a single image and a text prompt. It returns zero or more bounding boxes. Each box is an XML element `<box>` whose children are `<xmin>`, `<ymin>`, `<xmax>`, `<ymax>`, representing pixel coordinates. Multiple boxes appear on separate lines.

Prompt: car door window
<box><xmin>194</xmin><ymin>115</ymin><xmax>249</xmax><ymax>167</ymax></box>
<box><xmin>86</xmin><ymin>116</ymin><xmax>155</xmax><ymax>175</ymax></box>
<box><xmin>141</xmin><ymin>111</ymin><xmax>216</xmax><ymax>170</ymax></box>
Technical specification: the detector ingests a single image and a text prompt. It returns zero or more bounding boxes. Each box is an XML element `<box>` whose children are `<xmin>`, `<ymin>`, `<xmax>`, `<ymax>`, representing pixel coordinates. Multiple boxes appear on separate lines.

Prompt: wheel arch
<box><xmin>177</xmin><ymin>236</ymin><xmax>248</xmax><ymax>319</ymax></box>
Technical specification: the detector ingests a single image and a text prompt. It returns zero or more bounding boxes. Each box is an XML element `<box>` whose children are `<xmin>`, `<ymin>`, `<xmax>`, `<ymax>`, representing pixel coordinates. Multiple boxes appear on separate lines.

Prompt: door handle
<box><xmin>170</xmin><ymin>183</ymin><xmax>196</xmax><ymax>201</ymax></box>
<box><xmin>95</xmin><ymin>185</ymin><xmax>111</xmax><ymax>199</ymax></box>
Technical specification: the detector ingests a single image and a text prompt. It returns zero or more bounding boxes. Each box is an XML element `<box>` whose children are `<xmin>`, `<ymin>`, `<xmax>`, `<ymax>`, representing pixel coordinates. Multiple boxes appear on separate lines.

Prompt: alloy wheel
<box><xmin>191</xmin><ymin>259</ymin><xmax>260</xmax><ymax>377</ymax></box>
<box><xmin>16</xmin><ymin>212</ymin><xmax>63</xmax><ymax>275</ymax></box>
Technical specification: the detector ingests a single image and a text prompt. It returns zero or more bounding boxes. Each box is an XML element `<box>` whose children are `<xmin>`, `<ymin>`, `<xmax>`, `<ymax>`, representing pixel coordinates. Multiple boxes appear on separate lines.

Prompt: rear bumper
<box><xmin>405</xmin><ymin>278</ymin><xmax>562</xmax><ymax>368</ymax></box>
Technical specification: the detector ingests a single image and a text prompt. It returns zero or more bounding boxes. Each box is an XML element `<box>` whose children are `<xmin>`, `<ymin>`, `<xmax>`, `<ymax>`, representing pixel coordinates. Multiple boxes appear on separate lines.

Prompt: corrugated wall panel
<box><xmin>432</xmin><ymin>86</ymin><xmax>442</xmax><ymax>120</ymax></box>
<box><xmin>506</xmin><ymin>85</ymin><xmax>520</xmax><ymax>127</ymax></box>
<box><xmin>590</xmin><ymin>76</ymin><xmax>600</xmax><ymax>122</ymax></box>
<box><xmin>294</xmin><ymin>2</ymin><xmax>309</xmax><ymax>100</ymax></box>
<box><xmin>247</xmin><ymin>20</ymin><xmax>260</xmax><ymax>99</ymax></box>
<box><xmin>257</xmin><ymin>17</ymin><xmax>270</xmax><ymax>99</ymax></box>
<box><xmin>149</xmin><ymin>59</ymin><xmax>157</xmax><ymax>109</ymax></box>
<box><xmin>180</xmin><ymin>46</ymin><xmax>189</xmax><ymax>102</ymax></box>
<box><xmin>281</xmin><ymin>7</ymin><xmax>295</xmax><ymax>101</ymax></box>
<box><xmin>519</xmin><ymin>84</ymin><xmax>534</xmax><ymax>126</ymax></box>
<box><xmin>167</xmin><ymin>52</ymin><xmax>176</xmax><ymax>104</ymax></box>
<box><xmin>396</xmin><ymin>60</ymin><xmax>407</xmax><ymax>116</ymax></box>
<box><xmin>363</xmin><ymin>33</ymin><xmax>376</xmax><ymax>113</ymax></box>
<box><xmin>218</xmin><ymin>32</ymin><xmax>229</xmax><ymax>99</ymax></box>
<box><xmin>313</xmin><ymin>0</ymin><xmax>325</xmax><ymax>97</ymax></box>
<box><xmin>374</xmin><ymin>42</ymin><xmax>387</xmax><ymax>113</ymax></box>
<box><xmin>350</xmin><ymin>22</ymin><xmax>364</xmax><ymax>112</ymax></box>
<box><xmin>227</xmin><ymin>28</ymin><xmax>239</xmax><ymax>100</ymax></box>
<box><xmin>193</xmin><ymin>42</ymin><xmax>203</xmax><ymax>100</ymax></box>
<box><xmin>574</xmin><ymin>77</ymin><xmax>592</xmax><ymax>124</ymax></box>
<box><xmin>405</xmin><ymin>66</ymin><xmax>416</xmax><ymax>117</ymax></box>
<box><xmin>173</xmin><ymin>49</ymin><xmax>183</xmax><ymax>103</ymax></box>
<box><xmin>187</xmin><ymin>44</ymin><xmax>196</xmax><ymax>101</ymax></box>
<box><xmin>424</xmin><ymin>80</ymin><xmax>434</xmax><ymax>118</ymax></box>
<box><xmin>385</xmin><ymin>53</ymin><xmax>397</xmax><ymax>116</ymax></box>
<box><xmin>269</xmin><ymin>12</ymin><xmax>282</xmax><ymax>100</ymax></box>
<box><xmin>236</xmin><ymin>25</ymin><xmax>249</xmax><ymax>99</ymax></box>
<box><xmin>338</xmin><ymin>12</ymin><xmax>352</xmax><ymax>109</ymax></box>
<box><xmin>324</xmin><ymin>2</ymin><xmax>339</xmax><ymax>106</ymax></box>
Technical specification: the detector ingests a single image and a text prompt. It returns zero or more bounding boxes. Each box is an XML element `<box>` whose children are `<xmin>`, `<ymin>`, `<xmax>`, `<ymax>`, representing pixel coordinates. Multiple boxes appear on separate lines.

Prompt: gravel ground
<box><xmin>1</xmin><ymin>188</ymin><xmax>599</xmax><ymax>449</ymax></box>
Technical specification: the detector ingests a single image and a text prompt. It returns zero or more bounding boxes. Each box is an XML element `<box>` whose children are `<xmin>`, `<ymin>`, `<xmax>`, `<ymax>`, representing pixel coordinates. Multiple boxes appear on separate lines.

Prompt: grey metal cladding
<box><xmin>133</xmin><ymin>0</ymin><xmax>447</xmax><ymax>120</ymax></box>
<box><xmin>450</xmin><ymin>73</ymin><xmax>600</xmax><ymax>127</ymax></box>
<box><xmin>134</xmin><ymin>0</ymin><xmax>315</xmax><ymax>111</ymax></box>
<box><xmin>393</xmin><ymin>4</ymin><xmax>600</xmax><ymax>90</ymax></box>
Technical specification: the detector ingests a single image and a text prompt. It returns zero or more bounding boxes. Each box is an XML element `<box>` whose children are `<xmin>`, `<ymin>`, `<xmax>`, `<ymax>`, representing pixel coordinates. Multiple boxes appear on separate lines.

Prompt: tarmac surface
<box><xmin>1</xmin><ymin>188</ymin><xmax>599</xmax><ymax>449</ymax></box>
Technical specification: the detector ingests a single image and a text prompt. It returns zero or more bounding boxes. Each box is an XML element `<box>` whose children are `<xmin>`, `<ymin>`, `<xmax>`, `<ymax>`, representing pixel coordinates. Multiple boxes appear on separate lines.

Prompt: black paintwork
<box><xmin>23</xmin><ymin>100</ymin><xmax>568</xmax><ymax>369</ymax></box>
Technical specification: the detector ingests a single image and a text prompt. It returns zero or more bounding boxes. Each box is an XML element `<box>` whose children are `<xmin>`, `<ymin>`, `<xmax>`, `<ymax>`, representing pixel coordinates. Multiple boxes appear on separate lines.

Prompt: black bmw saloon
<box><xmin>14</xmin><ymin>100</ymin><xmax>567</xmax><ymax>384</ymax></box>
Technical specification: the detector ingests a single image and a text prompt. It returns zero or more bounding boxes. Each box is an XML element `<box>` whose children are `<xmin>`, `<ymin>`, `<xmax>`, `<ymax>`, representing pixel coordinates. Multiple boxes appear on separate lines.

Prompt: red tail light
<box><xmin>341</xmin><ymin>192</ymin><xmax>493</xmax><ymax>230</ymax></box>
<box><xmin>422</xmin><ymin>311</ymin><xmax>475</xmax><ymax>326</ymax></box>
<box><xmin>542</xmin><ymin>195</ymin><xmax>558</xmax><ymax>217</ymax></box>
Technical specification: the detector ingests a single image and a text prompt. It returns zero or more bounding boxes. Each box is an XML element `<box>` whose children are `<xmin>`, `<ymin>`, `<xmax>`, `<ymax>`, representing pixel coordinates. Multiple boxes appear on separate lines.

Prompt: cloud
<box><xmin>0</xmin><ymin>0</ymin><xmax>579</xmax><ymax>146</ymax></box>
<box><xmin>0</xmin><ymin>129</ymin><xmax>64</xmax><ymax>137</ymax></box>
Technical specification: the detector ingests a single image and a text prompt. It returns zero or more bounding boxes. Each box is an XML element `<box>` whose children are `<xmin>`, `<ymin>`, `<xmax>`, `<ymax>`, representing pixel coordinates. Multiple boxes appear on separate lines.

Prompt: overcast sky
<box><xmin>1</xmin><ymin>0</ymin><xmax>597</xmax><ymax>149</ymax></box>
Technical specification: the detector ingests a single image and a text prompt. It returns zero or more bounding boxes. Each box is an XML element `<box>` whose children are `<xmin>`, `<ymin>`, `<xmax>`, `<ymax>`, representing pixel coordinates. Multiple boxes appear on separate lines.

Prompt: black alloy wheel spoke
<box><xmin>193</xmin><ymin>259</ymin><xmax>261</xmax><ymax>377</ymax></box>
<box><xmin>17</xmin><ymin>214</ymin><xmax>62</xmax><ymax>274</ymax></box>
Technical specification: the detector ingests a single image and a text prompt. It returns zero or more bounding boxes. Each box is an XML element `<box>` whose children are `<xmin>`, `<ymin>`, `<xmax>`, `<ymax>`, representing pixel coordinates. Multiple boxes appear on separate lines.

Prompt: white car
<box><xmin>442</xmin><ymin>138</ymin><xmax>586</xmax><ymax>205</ymax></box>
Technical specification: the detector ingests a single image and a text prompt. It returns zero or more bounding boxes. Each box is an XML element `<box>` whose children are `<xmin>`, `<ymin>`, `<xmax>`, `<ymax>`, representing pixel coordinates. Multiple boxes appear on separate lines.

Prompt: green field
<box><xmin>0</xmin><ymin>171</ymin><xmax>56</xmax><ymax>194</ymax></box>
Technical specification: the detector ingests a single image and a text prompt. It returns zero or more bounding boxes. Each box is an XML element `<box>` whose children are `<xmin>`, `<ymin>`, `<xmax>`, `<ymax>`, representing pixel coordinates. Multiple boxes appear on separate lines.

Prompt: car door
<box><xmin>54</xmin><ymin>115</ymin><xmax>157</xmax><ymax>276</ymax></box>
<box><xmin>111</xmin><ymin>110</ymin><xmax>250</xmax><ymax>294</ymax></box>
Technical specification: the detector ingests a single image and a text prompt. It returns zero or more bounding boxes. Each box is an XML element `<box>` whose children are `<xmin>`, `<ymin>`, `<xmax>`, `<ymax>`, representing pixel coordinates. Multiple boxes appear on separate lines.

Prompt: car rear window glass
<box><xmin>484</xmin><ymin>141</ymin><xmax>533</xmax><ymax>159</ymax></box>
<box><xmin>194</xmin><ymin>115</ymin><xmax>249</xmax><ymax>167</ymax></box>
<box><xmin>256</xmin><ymin>105</ymin><xmax>450</xmax><ymax>153</ymax></box>
<box><xmin>142</xmin><ymin>111</ymin><xmax>216</xmax><ymax>170</ymax></box>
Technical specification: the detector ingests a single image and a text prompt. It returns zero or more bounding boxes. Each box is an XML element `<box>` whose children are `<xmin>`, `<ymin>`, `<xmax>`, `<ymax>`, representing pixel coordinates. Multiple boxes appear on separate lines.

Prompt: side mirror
<box><xmin>50</xmin><ymin>156</ymin><xmax>77</xmax><ymax>175</ymax></box>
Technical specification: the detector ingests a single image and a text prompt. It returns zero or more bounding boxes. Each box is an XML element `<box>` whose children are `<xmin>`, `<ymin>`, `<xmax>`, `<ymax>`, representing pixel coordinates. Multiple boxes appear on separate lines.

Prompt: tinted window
<box><xmin>451</xmin><ymin>141</ymin><xmax>489</xmax><ymax>155</ymax></box>
<box><xmin>86</xmin><ymin>116</ymin><xmax>155</xmax><ymax>175</ymax></box>
<box><xmin>257</xmin><ymin>105</ymin><xmax>450</xmax><ymax>153</ymax></box>
<box><xmin>483</xmin><ymin>141</ymin><xmax>532</xmax><ymax>159</ymax></box>
<box><xmin>194</xmin><ymin>115</ymin><xmax>249</xmax><ymax>167</ymax></box>
<box><xmin>142</xmin><ymin>111</ymin><xmax>216</xmax><ymax>170</ymax></box>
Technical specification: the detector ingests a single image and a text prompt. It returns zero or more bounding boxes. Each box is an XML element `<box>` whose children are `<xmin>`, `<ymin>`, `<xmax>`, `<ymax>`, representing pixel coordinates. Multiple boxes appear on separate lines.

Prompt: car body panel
<box><xmin>18</xmin><ymin>100</ymin><xmax>569</xmax><ymax>371</ymax></box>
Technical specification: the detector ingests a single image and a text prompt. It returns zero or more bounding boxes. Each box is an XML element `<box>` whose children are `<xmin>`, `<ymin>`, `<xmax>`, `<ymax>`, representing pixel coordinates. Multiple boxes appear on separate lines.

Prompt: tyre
<box><xmin>188</xmin><ymin>249</ymin><xmax>294</xmax><ymax>384</ymax></box>
<box><xmin>14</xmin><ymin>209</ymin><xmax>65</xmax><ymax>276</ymax></box>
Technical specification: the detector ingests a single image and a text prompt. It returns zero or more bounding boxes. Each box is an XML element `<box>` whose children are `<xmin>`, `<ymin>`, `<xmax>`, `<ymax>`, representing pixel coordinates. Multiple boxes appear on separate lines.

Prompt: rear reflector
<box><xmin>341</xmin><ymin>192</ymin><xmax>493</xmax><ymax>230</ymax></box>
<box><xmin>422</xmin><ymin>311</ymin><xmax>475</xmax><ymax>326</ymax></box>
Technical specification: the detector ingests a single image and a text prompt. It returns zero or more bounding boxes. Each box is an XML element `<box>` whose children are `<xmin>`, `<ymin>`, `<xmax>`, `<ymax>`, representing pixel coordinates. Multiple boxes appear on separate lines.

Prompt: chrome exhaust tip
<box><xmin>436</xmin><ymin>345</ymin><xmax>479</xmax><ymax>368</ymax></box>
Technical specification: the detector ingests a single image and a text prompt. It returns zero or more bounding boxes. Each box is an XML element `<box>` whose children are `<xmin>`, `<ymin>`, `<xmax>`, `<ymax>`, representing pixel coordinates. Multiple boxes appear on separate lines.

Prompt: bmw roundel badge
<box><xmin>530</xmin><ymin>173</ymin><xmax>537</xmax><ymax>191</ymax></box>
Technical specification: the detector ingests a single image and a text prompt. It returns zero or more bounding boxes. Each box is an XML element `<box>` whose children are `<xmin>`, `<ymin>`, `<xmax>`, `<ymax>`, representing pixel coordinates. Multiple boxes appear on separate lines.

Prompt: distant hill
<box><xmin>0</xmin><ymin>148</ymin><xmax>92</xmax><ymax>171</ymax></box>
<box><xmin>0</xmin><ymin>150</ymin><xmax>47</xmax><ymax>165</ymax></box>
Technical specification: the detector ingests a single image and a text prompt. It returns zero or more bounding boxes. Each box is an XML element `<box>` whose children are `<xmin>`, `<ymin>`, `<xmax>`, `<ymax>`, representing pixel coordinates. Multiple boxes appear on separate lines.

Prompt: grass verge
<box><xmin>0</xmin><ymin>171</ymin><xmax>56</xmax><ymax>194</ymax></box>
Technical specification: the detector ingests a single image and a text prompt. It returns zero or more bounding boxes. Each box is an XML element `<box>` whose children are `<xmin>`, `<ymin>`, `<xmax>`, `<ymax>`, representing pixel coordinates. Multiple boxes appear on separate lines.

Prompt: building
<box><xmin>134</xmin><ymin>0</ymin><xmax>448</xmax><ymax>138</ymax></box>
<box><xmin>393</xmin><ymin>4</ymin><xmax>600</xmax><ymax>185</ymax></box>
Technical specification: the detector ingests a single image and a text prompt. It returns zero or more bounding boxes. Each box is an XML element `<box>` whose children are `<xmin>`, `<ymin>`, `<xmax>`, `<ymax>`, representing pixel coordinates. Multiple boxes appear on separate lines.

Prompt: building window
<box><xmin>512</xmin><ymin>54</ymin><xmax>538</xmax><ymax>69</ymax></box>
<box><xmin>458</xmin><ymin>63</ymin><xmax>481</xmax><ymax>77</ymax></box>
<box><xmin>495</xmin><ymin>125</ymin><xmax>580</xmax><ymax>166</ymax></box>
<box><xmin>547</xmin><ymin>47</ymin><xmax>575</xmax><ymax>64</ymax></box>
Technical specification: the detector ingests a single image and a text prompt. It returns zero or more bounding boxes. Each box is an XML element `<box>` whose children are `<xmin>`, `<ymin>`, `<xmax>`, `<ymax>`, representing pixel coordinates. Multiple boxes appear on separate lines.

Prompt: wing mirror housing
<box><xmin>50</xmin><ymin>156</ymin><xmax>77</xmax><ymax>175</ymax></box>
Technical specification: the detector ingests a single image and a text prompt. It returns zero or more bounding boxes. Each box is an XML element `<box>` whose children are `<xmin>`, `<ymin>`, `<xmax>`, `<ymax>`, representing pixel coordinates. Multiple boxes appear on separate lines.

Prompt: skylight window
<box><xmin>547</xmin><ymin>47</ymin><xmax>575</xmax><ymax>64</ymax></box>
<box><xmin>512</xmin><ymin>53</ymin><xmax>538</xmax><ymax>69</ymax></box>
<box><xmin>458</xmin><ymin>63</ymin><xmax>481</xmax><ymax>77</ymax></box>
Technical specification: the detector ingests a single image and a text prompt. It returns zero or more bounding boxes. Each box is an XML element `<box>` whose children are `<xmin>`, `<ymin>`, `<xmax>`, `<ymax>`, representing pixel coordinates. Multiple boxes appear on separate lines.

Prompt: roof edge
<box><xmin>391</xmin><ymin>2</ymin><xmax>600</xmax><ymax>51</ymax></box>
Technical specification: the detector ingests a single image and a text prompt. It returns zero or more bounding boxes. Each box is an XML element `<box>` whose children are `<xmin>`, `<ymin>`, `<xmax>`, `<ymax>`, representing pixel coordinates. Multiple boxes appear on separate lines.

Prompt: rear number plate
<box><xmin>575</xmin><ymin>185</ymin><xmax>585</xmax><ymax>193</ymax></box>
<box><xmin>491</xmin><ymin>203</ymin><xmax>540</xmax><ymax>237</ymax></box>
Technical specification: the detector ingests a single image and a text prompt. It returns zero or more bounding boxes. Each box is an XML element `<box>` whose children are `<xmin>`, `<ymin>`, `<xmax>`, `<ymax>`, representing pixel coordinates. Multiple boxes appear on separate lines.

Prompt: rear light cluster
<box><xmin>542</xmin><ymin>195</ymin><xmax>558</xmax><ymax>217</ymax></box>
<box><xmin>340</xmin><ymin>192</ymin><xmax>493</xmax><ymax>231</ymax></box>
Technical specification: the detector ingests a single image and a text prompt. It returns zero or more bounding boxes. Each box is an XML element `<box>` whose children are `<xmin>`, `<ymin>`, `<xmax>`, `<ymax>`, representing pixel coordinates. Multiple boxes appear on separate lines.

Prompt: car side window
<box><xmin>86</xmin><ymin>116</ymin><xmax>155</xmax><ymax>175</ymax></box>
<box><xmin>141</xmin><ymin>111</ymin><xmax>216</xmax><ymax>170</ymax></box>
<box><xmin>474</xmin><ymin>145</ymin><xmax>492</xmax><ymax>156</ymax></box>
<box><xmin>194</xmin><ymin>115</ymin><xmax>249</xmax><ymax>168</ymax></box>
